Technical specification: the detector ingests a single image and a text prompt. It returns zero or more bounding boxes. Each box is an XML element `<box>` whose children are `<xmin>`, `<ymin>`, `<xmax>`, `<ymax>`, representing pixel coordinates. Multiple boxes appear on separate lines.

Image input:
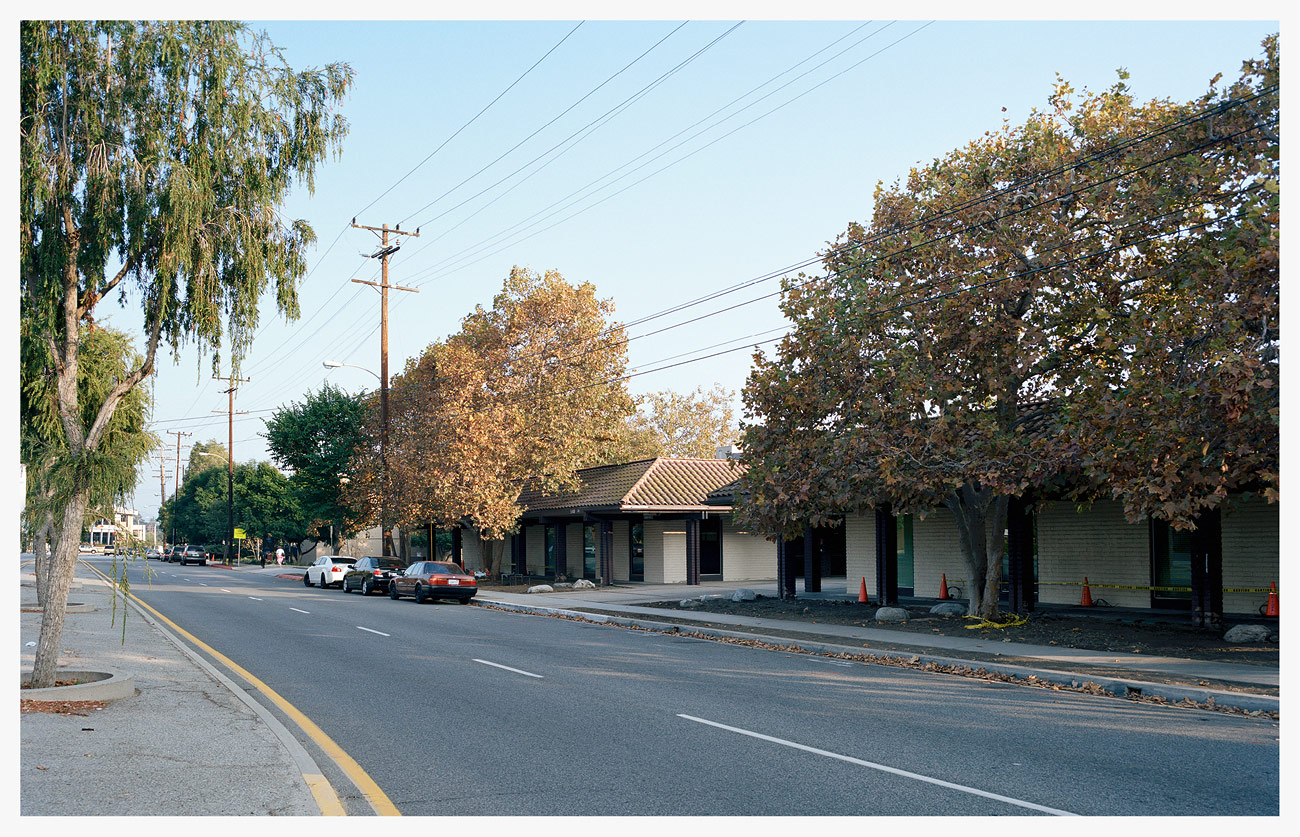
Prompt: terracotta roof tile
<box><xmin>517</xmin><ymin>457</ymin><xmax>745</xmax><ymax>514</ymax></box>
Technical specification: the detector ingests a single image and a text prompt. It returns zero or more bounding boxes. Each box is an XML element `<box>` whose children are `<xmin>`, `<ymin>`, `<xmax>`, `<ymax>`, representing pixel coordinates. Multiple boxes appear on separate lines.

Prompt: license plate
<box><xmin>448</xmin><ymin>579</ymin><xmax>459</xmax><ymax>585</ymax></box>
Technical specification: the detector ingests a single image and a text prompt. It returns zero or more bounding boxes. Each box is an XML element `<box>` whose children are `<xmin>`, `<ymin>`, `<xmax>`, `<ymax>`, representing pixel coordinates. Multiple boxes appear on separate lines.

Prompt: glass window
<box><xmin>630</xmin><ymin>522</ymin><xmax>644</xmax><ymax>582</ymax></box>
<box><xmin>583</xmin><ymin>524</ymin><xmax>597</xmax><ymax>578</ymax></box>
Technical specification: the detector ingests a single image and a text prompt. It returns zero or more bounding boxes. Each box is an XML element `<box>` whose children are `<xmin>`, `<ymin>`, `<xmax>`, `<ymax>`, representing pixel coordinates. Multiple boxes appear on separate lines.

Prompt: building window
<box><xmin>630</xmin><ymin>522</ymin><xmax>644</xmax><ymax>581</ymax></box>
<box><xmin>583</xmin><ymin>524</ymin><xmax>597</xmax><ymax>579</ymax></box>
<box><xmin>1151</xmin><ymin>519</ymin><xmax>1193</xmax><ymax>609</ymax></box>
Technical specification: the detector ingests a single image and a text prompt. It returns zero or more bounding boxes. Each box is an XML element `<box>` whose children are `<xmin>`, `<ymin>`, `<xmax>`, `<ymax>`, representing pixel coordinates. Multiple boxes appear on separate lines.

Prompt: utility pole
<box><xmin>213</xmin><ymin>373</ymin><xmax>249</xmax><ymax>566</ymax></box>
<box><xmin>165</xmin><ymin>431</ymin><xmax>191</xmax><ymax>548</ymax></box>
<box><xmin>351</xmin><ymin>218</ymin><xmax>419</xmax><ymax>556</ymax></box>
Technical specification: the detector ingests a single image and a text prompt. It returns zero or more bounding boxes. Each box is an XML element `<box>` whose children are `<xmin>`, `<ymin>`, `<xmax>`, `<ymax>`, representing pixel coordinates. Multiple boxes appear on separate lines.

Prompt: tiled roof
<box><xmin>517</xmin><ymin>458</ymin><xmax>745</xmax><ymax>514</ymax></box>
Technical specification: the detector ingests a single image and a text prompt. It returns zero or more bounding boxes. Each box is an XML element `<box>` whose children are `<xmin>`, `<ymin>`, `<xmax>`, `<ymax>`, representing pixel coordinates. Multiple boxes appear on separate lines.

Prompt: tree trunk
<box><xmin>33</xmin><ymin>511</ymin><xmax>54</xmax><ymax>607</ymax></box>
<box><xmin>29</xmin><ymin>488</ymin><xmax>90</xmax><ymax>688</ymax></box>
<box><xmin>944</xmin><ymin>486</ymin><xmax>1009</xmax><ymax>619</ymax></box>
<box><xmin>483</xmin><ymin>538</ymin><xmax>505</xmax><ymax>578</ymax></box>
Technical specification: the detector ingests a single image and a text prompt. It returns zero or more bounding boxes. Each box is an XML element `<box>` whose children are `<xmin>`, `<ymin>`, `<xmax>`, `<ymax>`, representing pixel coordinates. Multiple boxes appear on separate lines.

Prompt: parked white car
<box><xmin>303</xmin><ymin>555</ymin><xmax>358</xmax><ymax>589</ymax></box>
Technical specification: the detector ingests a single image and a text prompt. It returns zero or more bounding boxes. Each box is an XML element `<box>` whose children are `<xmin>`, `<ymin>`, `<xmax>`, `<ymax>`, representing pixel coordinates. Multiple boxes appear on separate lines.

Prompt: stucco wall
<box><xmin>525</xmin><ymin>524</ymin><xmax>545</xmax><ymax>575</ymax></box>
<box><xmin>612</xmin><ymin>520</ymin><xmax>630</xmax><ymax>582</ymax></box>
<box><xmin>844</xmin><ymin>514</ymin><xmax>876</xmax><ymax>595</ymax></box>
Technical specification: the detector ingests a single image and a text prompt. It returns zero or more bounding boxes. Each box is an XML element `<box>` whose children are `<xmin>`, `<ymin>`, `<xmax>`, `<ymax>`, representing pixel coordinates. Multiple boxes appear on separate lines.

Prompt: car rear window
<box><xmin>332</xmin><ymin>557</ymin><xmax>357</xmax><ymax>565</ymax></box>
<box><xmin>427</xmin><ymin>563</ymin><xmax>465</xmax><ymax>575</ymax></box>
<box><xmin>376</xmin><ymin>559</ymin><xmax>405</xmax><ymax>570</ymax></box>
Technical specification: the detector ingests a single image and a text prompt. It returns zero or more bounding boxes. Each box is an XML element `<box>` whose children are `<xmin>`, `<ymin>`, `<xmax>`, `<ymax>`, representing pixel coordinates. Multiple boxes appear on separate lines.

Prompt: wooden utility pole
<box><xmin>213</xmin><ymin>373</ymin><xmax>249</xmax><ymax>565</ymax></box>
<box><xmin>351</xmin><ymin>219</ymin><xmax>419</xmax><ymax>556</ymax></box>
<box><xmin>165</xmin><ymin>431</ymin><xmax>192</xmax><ymax>547</ymax></box>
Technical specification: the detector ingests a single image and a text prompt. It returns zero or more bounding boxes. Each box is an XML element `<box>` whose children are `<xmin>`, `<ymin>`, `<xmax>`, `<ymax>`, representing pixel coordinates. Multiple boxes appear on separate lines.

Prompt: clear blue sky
<box><xmin>11</xmin><ymin>12</ymin><xmax>1282</xmax><ymax>521</ymax></box>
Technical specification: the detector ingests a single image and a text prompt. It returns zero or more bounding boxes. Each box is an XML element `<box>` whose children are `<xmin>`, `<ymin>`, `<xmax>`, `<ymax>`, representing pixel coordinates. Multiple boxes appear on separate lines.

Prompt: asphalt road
<box><xmin>106</xmin><ymin>557</ymin><xmax>1279</xmax><ymax>816</ymax></box>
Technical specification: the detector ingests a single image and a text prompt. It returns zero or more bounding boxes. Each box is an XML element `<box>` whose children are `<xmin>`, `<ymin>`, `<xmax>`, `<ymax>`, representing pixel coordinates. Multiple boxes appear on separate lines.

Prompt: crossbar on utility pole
<box><xmin>351</xmin><ymin>219</ymin><xmax>419</xmax><ymax>557</ymax></box>
<box><xmin>213</xmin><ymin>373</ymin><xmax>249</xmax><ymax>566</ymax></box>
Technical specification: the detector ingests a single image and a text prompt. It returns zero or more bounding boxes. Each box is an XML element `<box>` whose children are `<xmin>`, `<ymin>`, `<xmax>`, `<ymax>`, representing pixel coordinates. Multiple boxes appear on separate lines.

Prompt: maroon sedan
<box><xmin>389</xmin><ymin>561</ymin><xmax>478</xmax><ymax>604</ymax></box>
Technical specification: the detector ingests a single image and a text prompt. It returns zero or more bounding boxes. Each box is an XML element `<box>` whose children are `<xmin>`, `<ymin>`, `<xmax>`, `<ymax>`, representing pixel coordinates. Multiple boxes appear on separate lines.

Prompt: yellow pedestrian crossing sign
<box><xmin>233</xmin><ymin>528</ymin><xmax>247</xmax><ymax>539</ymax></box>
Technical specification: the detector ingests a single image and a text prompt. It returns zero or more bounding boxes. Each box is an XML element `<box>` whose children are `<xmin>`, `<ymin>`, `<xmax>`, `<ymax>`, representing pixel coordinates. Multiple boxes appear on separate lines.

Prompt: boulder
<box><xmin>679</xmin><ymin>599</ymin><xmax>702</xmax><ymax>608</ymax></box>
<box><xmin>875</xmin><ymin>606</ymin><xmax>909</xmax><ymax>623</ymax></box>
<box><xmin>1224</xmin><ymin>624</ymin><xmax>1276</xmax><ymax>643</ymax></box>
<box><xmin>699</xmin><ymin>594</ymin><xmax>726</xmax><ymax>602</ymax></box>
<box><xmin>553</xmin><ymin>582</ymin><xmax>573</xmax><ymax>589</ymax></box>
<box><xmin>573</xmin><ymin>578</ymin><xmax>597</xmax><ymax>589</ymax></box>
<box><xmin>525</xmin><ymin>585</ymin><xmax>555</xmax><ymax>594</ymax></box>
<box><xmin>730</xmin><ymin>588</ymin><xmax>758</xmax><ymax>602</ymax></box>
<box><xmin>929</xmin><ymin>602</ymin><xmax>967</xmax><ymax>616</ymax></box>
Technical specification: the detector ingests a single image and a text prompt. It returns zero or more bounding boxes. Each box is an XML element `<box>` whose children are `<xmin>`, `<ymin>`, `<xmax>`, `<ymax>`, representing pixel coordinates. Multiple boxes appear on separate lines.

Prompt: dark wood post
<box><xmin>803</xmin><ymin>525</ymin><xmax>820</xmax><ymax>593</ymax></box>
<box><xmin>685</xmin><ymin>518</ymin><xmax>701</xmax><ymax>585</ymax></box>
<box><xmin>600</xmin><ymin>520</ymin><xmax>614</xmax><ymax>586</ymax></box>
<box><xmin>875</xmin><ymin>503</ymin><xmax>898</xmax><ymax>606</ymax></box>
<box><xmin>452</xmin><ymin>527</ymin><xmax>462</xmax><ymax>566</ymax></box>
<box><xmin>1007</xmin><ymin>496</ymin><xmax>1036</xmax><ymax>613</ymax></box>
<box><xmin>555</xmin><ymin>521</ymin><xmax>567</xmax><ymax>579</ymax></box>
<box><xmin>1189</xmin><ymin>507</ymin><xmax>1223</xmax><ymax>628</ymax></box>
<box><xmin>777</xmin><ymin>537</ymin><xmax>796</xmax><ymax>600</ymax></box>
<box><xmin>516</xmin><ymin>525</ymin><xmax>527</xmax><ymax>575</ymax></box>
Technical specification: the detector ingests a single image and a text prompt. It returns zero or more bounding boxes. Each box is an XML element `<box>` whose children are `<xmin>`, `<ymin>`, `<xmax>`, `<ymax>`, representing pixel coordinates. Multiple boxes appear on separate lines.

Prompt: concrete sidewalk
<box><xmin>19</xmin><ymin>560</ymin><xmax>330</xmax><ymax>816</ymax></box>
<box><xmin>468</xmin><ymin>578</ymin><xmax>1280</xmax><ymax>710</ymax></box>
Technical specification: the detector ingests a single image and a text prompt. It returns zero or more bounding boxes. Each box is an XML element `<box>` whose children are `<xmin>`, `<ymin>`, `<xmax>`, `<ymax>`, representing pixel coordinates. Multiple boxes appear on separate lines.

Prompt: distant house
<box><xmin>88</xmin><ymin>506</ymin><xmax>147</xmax><ymax>548</ymax></box>
<box><xmin>456</xmin><ymin>457</ymin><xmax>776</xmax><ymax>585</ymax></box>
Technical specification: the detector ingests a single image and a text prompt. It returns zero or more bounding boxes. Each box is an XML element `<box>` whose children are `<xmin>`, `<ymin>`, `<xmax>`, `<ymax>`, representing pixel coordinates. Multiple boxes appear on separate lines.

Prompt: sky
<box><xmin>8</xmin><ymin>7</ymin><xmax>1285</xmax><ymax>524</ymax></box>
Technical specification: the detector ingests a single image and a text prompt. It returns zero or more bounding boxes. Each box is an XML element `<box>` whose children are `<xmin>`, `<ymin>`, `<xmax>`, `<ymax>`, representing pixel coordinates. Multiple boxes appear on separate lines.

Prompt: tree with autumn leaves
<box><xmin>738</xmin><ymin>38</ymin><xmax>1278</xmax><ymax>620</ymax></box>
<box><xmin>344</xmin><ymin>267</ymin><xmax>635</xmax><ymax>577</ymax></box>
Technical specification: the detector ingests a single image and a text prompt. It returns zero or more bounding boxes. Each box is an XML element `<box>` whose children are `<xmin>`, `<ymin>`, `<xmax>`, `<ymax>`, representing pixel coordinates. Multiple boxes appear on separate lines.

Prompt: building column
<box><xmin>515</xmin><ymin>526</ymin><xmax>527</xmax><ymax>575</ymax></box>
<box><xmin>685</xmin><ymin>518</ymin><xmax>701</xmax><ymax>585</ymax></box>
<box><xmin>452</xmin><ymin>527</ymin><xmax>462</xmax><ymax>567</ymax></box>
<box><xmin>1189</xmin><ymin>507</ymin><xmax>1223</xmax><ymax>629</ymax></box>
<box><xmin>555</xmin><ymin>522</ymin><xmax>567</xmax><ymax>579</ymax></box>
<box><xmin>599</xmin><ymin>520</ymin><xmax>614</xmax><ymax>586</ymax></box>
<box><xmin>1007</xmin><ymin>496</ymin><xmax>1036</xmax><ymax>613</ymax></box>
<box><xmin>874</xmin><ymin>503</ymin><xmax>898</xmax><ymax>606</ymax></box>
<box><xmin>802</xmin><ymin>525</ymin><xmax>820</xmax><ymax>593</ymax></box>
<box><xmin>777</xmin><ymin>538</ymin><xmax>796</xmax><ymax>600</ymax></box>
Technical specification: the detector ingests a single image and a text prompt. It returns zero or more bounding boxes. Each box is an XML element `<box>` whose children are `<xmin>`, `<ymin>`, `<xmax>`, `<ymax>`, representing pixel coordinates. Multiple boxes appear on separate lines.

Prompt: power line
<box><xmin>355</xmin><ymin>21</ymin><xmax>587</xmax><ymax>222</ymax></box>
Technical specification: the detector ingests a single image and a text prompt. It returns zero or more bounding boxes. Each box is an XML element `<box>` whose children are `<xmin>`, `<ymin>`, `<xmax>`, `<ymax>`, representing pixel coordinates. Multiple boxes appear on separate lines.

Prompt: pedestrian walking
<box><xmin>260</xmin><ymin>550</ymin><xmax>267</xmax><ymax>568</ymax></box>
<box><xmin>276</xmin><ymin>546</ymin><xmax>284</xmax><ymax>566</ymax></box>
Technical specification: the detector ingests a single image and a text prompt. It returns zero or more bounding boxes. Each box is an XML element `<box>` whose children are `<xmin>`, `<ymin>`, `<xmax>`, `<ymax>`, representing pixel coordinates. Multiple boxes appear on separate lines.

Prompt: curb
<box><xmin>476</xmin><ymin>597</ymin><xmax>1280</xmax><ymax>714</ymax></box>
<box><xmin>21</xmin><ymin>667</ymin><xmax>136</xmax><ymax>702</ymax></box>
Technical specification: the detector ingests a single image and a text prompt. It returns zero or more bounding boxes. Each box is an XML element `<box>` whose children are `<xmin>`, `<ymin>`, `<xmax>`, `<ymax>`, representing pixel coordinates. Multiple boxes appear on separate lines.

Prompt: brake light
<box><xmin>373</xmin><ymin>570</ymin><xmax>384</xmax><ymax>576</ymax></box>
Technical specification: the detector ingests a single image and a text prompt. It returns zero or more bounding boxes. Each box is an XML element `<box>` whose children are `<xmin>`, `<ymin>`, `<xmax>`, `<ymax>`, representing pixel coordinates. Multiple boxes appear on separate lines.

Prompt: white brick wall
<box><xmin>844</xmin><ymin>514</ymin><xmax>876</xmax><ymax>595</ymax></box>
<box><xmin>912</xmin><ymin>511</ymin><xmax>969</xmax><ymax>600</ymax></box>
<box><xmin>1036</xmin><ymin>500</ymin><xmax>1150</xmax><ymax>608</ymax></box>
<box><xmin>1221</xmin><ymin>495</ymin><xmax>1280</xmax><ymax>615</ymax></box>
<box><xmin>564</xmin><ymin>523</ymin><xmax>583</xmax><ymax>578</ymax></box>
<box><xmin>525</xmin><ymin>524</ymin><xmax>544</xmax><ymax>575</ymax></box>
<box><xmin>460</xmin><ymin>529</ymin><xmax>483</xmax><ymax>570</ymax></box>
<box><xmin>720</xmin><ymin>516</ymin><xmax>777</xmax><ymax>581</ymax></box>
<box><xmin>643</xmin><ymin>520</ymin><xmax>688</xmax><ymax>584</ymax></box>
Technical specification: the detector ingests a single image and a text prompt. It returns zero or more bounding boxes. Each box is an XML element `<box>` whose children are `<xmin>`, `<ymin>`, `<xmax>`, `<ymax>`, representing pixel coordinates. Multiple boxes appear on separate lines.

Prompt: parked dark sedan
<box><xmin>342</xmin><ymin>556</ymin><xmax>408</xmax><ymax>595</ymax></box>
<box><xmin>389</xmin><ymin>561</ymin><xmax>478</xmax><ymax>604</ymax></box>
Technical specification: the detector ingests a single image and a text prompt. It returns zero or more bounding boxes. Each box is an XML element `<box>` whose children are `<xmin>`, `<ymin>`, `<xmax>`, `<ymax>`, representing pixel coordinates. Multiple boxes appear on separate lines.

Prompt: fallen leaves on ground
<box><xmin>21</xmin><ymin>699</ymin><xmax>106</xmax><ymax>716</ymax></box>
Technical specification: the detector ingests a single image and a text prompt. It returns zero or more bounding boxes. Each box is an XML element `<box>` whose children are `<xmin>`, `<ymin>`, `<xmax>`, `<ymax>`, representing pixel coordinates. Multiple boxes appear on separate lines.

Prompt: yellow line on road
<box><xmin>80</xmin><ymin>561</ymin><xmax>401</xmax><ymax>816</ymax></box>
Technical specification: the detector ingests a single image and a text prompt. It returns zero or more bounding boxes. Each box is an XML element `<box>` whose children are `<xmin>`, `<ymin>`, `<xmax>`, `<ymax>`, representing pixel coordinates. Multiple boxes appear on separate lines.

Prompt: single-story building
<box><xmin>456</xmin><ymin>457</ymin><xmax>777</xmax><ymax>585</ymax></box>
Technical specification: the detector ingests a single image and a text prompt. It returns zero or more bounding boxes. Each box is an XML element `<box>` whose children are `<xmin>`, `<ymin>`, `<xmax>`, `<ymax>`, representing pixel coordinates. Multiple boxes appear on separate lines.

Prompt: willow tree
<box><xmin>346</xmin><ymin>267</ymin><xmax>636</xmax><ymax>577</ymax></box>
<box><xmin>739</xmin><ymin>38</ymin><xmax>1278</xmax><ymax>619</ymax></box>
<box><xmin>20</xmin><ymin>21</ymin><xmax>351</xmax><ymax>687</ymax></box>
<box><xmin>22</xmin><ymin>325</ymin><xmax>156</xmax><ymax>606</ymax></box>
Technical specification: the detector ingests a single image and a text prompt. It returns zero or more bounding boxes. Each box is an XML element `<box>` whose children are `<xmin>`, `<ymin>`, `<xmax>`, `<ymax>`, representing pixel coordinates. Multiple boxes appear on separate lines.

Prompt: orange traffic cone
<box><xmin>858</xmin><ymin>577</ymin><xmax>870</xmax><ymax>604</ymax></box>
<box><xmin>938</xmin><ymin>573</ymin><xmax>950</xmax><ymax>600</ymax></box>
<box><xmin>1080</xmin><ymin>577</ymin><xmax>1094</xmax><ymax>607</ymax></box>
<box><xmin>1265</xmin><ymin>582</ymin><xmax>1279</xmax><ymax>617</ymax></box>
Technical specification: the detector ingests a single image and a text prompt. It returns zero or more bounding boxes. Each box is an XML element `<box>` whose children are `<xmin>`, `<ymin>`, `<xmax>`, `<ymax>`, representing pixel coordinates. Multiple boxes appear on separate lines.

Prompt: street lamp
<box><xmin>322</xmin><ymin>359</ymin><xmax>380</xmax><ymax>380</ymax></box>
<box><xmin>323</xmin><ymin>359</ymin><xmax>390</xmax><ymax>556</ymax></box>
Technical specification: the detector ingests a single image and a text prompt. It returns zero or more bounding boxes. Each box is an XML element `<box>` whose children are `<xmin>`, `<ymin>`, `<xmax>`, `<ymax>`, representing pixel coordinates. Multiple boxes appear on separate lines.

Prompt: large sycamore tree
<box><xmin>345</xmin><ymin>267</ymin><xmax>635</xmax><ymax>576</ymax></box>
<box><xmin>739</xmin><ymin>38</ymin><xmax>1277</xmax><ymax>619</ymax></box>
<box><xmin>620</xmin><ymin>384</ymin><xmax>740</xmax><ymax>460</ymax></box>
<box><xmin>20</xmin><ymin>21</ymin><xmax>351</xmax><ymax>686</ymax></box>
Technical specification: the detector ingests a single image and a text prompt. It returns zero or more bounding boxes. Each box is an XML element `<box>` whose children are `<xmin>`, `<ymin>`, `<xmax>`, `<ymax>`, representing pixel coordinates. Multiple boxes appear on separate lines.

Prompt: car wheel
<box><xmin>457</xmin><ymin>597</ymin><xmax>470</xmax><ymax>604</ymax></box>
<box><xmin>389</xmin><ymin>583</ymin><xmax>400</xmax><ymax>600</ymax></box>
<box><xmin>362</xmin><ymin>579</ymin><xmax>374</xmax><ymax>596</ymax></box>
<box><xmin>304</xmin><ymin>572</ymin><xmax>312</xmax><ymax>587</ymax></box>
<box><xmin>414</xmin><ymin>583</ymin><xmax>426</xmax><ymax>604</ymax></box>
